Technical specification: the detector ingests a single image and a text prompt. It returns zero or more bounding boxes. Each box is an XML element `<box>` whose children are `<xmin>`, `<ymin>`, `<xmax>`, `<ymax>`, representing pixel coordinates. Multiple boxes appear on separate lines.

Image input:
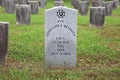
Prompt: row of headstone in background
<box><xmin>71</xmin><ymin>0</ymin><xmax>119</xmax><ymax>16</ymax></box>
<box><xmin>3</xmin><ymin>0</ymin><xmax>45</xmax><ymax>25</ymax></box>
<box><xmin>4</xmin><ymin>0</ymin><xmax>39</xmax><ymax>14</ymax></box>
<box><xmin>71</xmin><ymin>0</ymin><xmax>106</xmax><ymax>27</ymax></box>
<box><xmin>90</xmin><ymin>0</ymin><xmax>120</xmax><ymax>27</ymax></box>
<box><xmin>92</xmin><ymin>0</ymin><xmax>119</xmax><ymax>16</ymax></box>
<box><xmin>0</xmin><ymin>22</ymin><xmax>9</xmax><ymax>66</ymax></box>
<box><xmin>92</xmin><ymin>0</ymin><xmax>119</xmax><ymax>9</ymax></box>
<box><xmin>0</xmin><ymin>0</ymin><xmax>47</xmax><ymax>8</ymax></box>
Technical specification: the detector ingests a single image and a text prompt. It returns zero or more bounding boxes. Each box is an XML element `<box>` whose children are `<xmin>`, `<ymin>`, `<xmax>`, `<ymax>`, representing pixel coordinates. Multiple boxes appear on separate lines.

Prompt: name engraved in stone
<box><xmin>46</xmin><ymin>24</ymin><xmax>76</xmax><ymax>37</ymax></box>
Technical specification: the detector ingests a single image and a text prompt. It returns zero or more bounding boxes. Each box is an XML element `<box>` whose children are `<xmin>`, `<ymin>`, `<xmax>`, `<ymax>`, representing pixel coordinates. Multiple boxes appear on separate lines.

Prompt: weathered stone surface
<box><xmin>84</xmin><ymin>0</ymin><xmax>90</xmax><ymax>2</ymax></box>
<box><xmin>16</xmin><ymin>4</ymin><xmax>31</xmax><ymax>25</ymax></box>
<box><xmin>1</xmin><ymin>0</ymin><xmax>6</xmax><ymax>7</ymax></box>
<box><xmin>114</xmin><ymin>0</ymin><xmax>119</xmax><ymax>7</ymax></box>
<box><xmin>0</xmin><ymin>0</ymin><xmax>2</xmax><ymax>6</ymax></box>
<box><xmin>28</xmin><ymin>1</ymin><xmax>39</xmax><ymax>14</ymax></box>
<box><xmin>18</xmin><ymin>0</ymin><xmax>28</xmax><ymax>4</ymax></box>
<box><xmin>5</xmin><ymin>0</ymin><xmax>17</xmax><ymax>13</ymax></box>
<box><xmin>113</xmin><ymin>0</ymin><xmax>119</xmax><ymax>9</ymax></box>
<box><xmin>92</xmin><ymin>0</ymin><xmax>103</xmax><ymax>7</ymax></box>
<box><xmin>90</xmin><ymin>7</ymin><xmax>105</xmax><ymax>27</ymax></box>
<box><xmin>92</xmin><ymin>0</ymin><xmax>101</xmax><ymax>7</ymax></box>
<box><xmin>54</xmin><ymin>0</ymin><xmax>64</xmax><ymax>6</ymax></box>
<box><xmin>99</xmin><ymin>0</ymin><xmax>103</xmax><ymax>6</ymax></box>
<box><xmin>81</xmin><ymin>0</ymin><xmax>90</xmax><ymax>5</ymax></box>
<box><xmin>102</xmin><ymin>1</ymin><xmax>113</xmax><ymax>16</ymax></box>
<box><xmin>78</xmin><ymin>1</ymin><xmax>89</xmax><ymax>15</ymax></box>
<box><xmin>71</xmin><ymin>0</ymin><xmax>80</xmax><ymax>9</ymax></box>
<box><xmin>0</xmin><ymin>22</ymin><xmax>9</xmax><ymax>66</ymax></box>
<box><xmin>85</xmin><ymin>0</ymin><xmax>90</xmax><ymax>5</ymax></box>
<box><xmin>45</xmin><ymin>6</ymin><xmax>77</xmax><ymax>68</ymax></box>
<box><xmin>38</xmin><ymin>0</ymin><xmax>47</xmax><ymax>8</ymax></box>
<box><xmin>117</xmin><ymin>0</ymin><xmax>119</xmax><ymax>5</ymax></box>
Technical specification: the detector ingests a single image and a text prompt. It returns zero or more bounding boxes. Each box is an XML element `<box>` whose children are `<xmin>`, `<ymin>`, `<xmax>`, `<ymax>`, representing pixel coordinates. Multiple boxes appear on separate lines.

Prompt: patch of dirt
<box><xmin>5</xmin><ymin>58</ymin><xmax>23</xmax><ymax>69</ymax></box>
<box><xmin>113</xmin><ymin>14</ymin><xmax>120</xmax><ymax>17</ymax></box>
<box><xmin>107</xmin><ymin>42</ymin><xmax>120</xmax><ymax>51</ymax></box>
<box><xmin>100</xmin><ymin>27</ymin><xmax>120</xmax><ymax>38</ymax></box>
<box><xmin>0</xmin><ymin>58</ymin><xmax>44</xmax><ymax>72</ymax></box>
<box><xmin>77</xmin><ymin>54</ymin><xmax>120</xmax><ymax>70</ymax></box>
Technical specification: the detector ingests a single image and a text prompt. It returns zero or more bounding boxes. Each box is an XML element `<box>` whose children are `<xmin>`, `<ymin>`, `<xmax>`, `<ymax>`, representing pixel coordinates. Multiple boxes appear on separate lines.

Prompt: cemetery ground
<box><xmin>0</xmin><ymin>0</ymin><xmax>120</xmax><ymax>80</ymax></box>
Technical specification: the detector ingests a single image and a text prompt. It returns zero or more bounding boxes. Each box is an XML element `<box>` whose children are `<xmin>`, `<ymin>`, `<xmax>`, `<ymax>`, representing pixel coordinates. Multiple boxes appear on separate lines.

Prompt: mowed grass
<box><xmin>0</xmin><ymin>0</ymin><xmax>120</xmax><ymax>80</ymax></box>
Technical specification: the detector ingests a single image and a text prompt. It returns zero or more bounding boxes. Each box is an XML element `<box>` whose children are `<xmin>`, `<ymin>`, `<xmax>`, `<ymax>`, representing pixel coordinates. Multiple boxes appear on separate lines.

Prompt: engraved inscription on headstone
<box><xmin>45</xmin><ymin>6</ymin><xmax>77</xmax><ymax>68</ymax></box>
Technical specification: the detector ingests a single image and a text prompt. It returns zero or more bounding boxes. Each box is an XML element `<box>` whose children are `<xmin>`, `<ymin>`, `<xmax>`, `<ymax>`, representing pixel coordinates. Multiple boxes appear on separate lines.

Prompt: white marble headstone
<box><xmin>45</xmin><ymin>6</ymin><xmax>77</xmax><ymax>68</ymax></box>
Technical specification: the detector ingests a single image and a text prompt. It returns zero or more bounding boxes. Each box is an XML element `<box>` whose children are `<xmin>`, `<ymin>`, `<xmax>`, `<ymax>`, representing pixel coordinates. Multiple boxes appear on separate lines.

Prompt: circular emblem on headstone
<box><xmin>57</xmin><ymin>9</ymin><xmax>65</xmax><ymax>18</ymax></box>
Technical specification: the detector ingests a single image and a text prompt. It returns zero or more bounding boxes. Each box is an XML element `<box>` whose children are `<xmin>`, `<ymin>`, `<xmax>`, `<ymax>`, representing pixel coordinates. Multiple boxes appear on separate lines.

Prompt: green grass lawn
<box><xmin>0</xmin><ymin>0</ymin><xmax>120</xmax><ymax>80</ymax></box>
